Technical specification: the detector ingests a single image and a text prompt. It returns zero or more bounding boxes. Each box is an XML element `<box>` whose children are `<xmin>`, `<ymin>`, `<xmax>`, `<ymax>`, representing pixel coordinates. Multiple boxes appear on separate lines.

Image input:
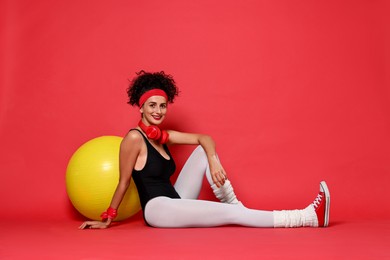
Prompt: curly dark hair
<box><xmin>127</xmin><ymin>70</ymin><xmax>179</xmax><ymax>106</ymax></box>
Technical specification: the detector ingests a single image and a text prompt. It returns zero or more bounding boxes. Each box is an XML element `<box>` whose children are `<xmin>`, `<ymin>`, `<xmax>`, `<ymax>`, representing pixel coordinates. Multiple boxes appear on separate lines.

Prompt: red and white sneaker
<box><xmin>311</xmin><ymin>181</ymin><xmax>330</xmax><ymax>227</ymax></box>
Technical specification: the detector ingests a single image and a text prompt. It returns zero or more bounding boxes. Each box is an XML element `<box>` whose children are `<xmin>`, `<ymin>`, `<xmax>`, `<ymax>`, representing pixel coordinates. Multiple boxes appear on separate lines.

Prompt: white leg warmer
<box><xmin>273</xmin><ymin>205</ymin><xmax>318</xmax><ymax>228</ymax></box>
<box><xmin>211</xmin><ymin>180</ymin><xmax>239</xmax><ymax>204</ymax></box>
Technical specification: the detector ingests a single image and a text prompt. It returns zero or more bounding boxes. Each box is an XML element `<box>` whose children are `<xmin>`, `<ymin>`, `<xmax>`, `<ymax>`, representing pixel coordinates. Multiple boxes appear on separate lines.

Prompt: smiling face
<box><xmin>140</xmin><ymin>95</ymin><xmax>168</xmax><ymax>126</ymax></box>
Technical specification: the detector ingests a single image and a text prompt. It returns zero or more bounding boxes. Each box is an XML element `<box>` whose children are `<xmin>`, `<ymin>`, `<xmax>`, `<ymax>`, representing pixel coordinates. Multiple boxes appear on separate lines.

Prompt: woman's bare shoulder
<box><xmin>121</xmin><ymin>129</ymin><xmax>144</xmax><ymax>149</ymax></box>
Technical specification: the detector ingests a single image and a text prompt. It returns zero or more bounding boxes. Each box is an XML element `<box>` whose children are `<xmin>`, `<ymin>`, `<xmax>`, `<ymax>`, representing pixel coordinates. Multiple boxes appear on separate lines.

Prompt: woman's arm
<box><xmin>168</xmin><ymin>130</ymin><xmax>227</xmax><ymax>188</ymax></box>
<box><xmin>79</xmin><ymin>131</ymin><xmax>142</xmax><ymax>229</ymax></box>
<box><xmin>111</xmin><ymin>131</ymin><xmax>143</xmax><ymax>208</ymax></box>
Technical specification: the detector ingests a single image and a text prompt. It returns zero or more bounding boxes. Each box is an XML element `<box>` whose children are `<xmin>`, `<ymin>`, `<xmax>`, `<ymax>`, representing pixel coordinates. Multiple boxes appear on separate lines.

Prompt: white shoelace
<box><xmin>312</xmin><ymin>194</ymin><xmax>323</xmax><ymax>208</ymax></box>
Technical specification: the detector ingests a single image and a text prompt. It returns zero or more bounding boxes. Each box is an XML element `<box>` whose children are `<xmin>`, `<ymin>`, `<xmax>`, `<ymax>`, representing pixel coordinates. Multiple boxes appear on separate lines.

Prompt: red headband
<box><xmin>138</xmin><ymin>89</ymin><xmax>168</xmax><ymax>107</ymax></box>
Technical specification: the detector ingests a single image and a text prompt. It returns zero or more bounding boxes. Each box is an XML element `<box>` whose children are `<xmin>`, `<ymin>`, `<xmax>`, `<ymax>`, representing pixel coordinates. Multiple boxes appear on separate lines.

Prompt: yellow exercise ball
<box><xmin>66</xmin><ymin>136</ymin><xmax>141</xmax><ymax>221</ymax></box>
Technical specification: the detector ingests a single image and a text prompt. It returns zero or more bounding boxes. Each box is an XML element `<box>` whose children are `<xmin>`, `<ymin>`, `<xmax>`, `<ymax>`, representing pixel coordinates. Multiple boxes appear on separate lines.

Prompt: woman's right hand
<box><xmin>79</xmin><ymin>219</ymin><xmax>111</xmax><ymax>230</ymax></box>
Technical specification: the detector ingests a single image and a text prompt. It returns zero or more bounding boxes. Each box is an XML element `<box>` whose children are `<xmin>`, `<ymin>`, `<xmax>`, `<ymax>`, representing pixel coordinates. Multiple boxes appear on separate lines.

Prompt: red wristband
<box><xmin>101</xmin><ymin>207</ymin><xmax>118</xmax><ymax>220</ymax></box>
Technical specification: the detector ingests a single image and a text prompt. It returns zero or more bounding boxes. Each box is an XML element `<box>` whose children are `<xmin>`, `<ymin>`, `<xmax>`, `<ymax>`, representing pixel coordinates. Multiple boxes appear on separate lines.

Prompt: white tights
<box><xmin>144</xmin><ymin>146</ymin><xmax>275</xmax><ymax>228</ymax></box>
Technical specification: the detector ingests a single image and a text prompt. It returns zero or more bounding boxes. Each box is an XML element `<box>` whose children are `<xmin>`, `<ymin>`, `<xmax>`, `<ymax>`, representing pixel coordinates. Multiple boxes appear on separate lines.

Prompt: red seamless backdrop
<box><xmin>1</xmin><ymin>0</ymin><xmax>389</xmax><ymax>223</ymax></box>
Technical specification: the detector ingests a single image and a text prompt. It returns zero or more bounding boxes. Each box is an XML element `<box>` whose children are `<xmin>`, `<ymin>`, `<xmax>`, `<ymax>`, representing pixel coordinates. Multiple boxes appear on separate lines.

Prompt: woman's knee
<box><xmin>194</xmin><ymin>145</ymin><xmax>206</xmax><ymax>156</ymax></box>
<box><xmin>192</xmin><ymin>145</ymin><xmax>209</xmax><ymax>164</ymax></box>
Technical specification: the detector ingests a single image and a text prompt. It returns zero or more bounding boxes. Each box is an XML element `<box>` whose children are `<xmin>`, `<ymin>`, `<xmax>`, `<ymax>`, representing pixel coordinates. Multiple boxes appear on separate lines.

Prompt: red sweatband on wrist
<box><xmin>138</xmin><ymin>89</ymin><xmax>168</xmax><ymax>107</ymax></box>
<box><xmin>101</xmin><ymin>207</ymin><xmax>118</xmax><ymax>220</ymax></box>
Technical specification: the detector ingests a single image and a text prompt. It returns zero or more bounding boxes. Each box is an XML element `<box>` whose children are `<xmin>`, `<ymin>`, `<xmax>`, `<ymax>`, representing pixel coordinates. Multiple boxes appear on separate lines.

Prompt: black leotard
<box><xmin>131</xmin><ymin>129</ymin><xmax>181</xmax><ymax>212</ymax></box>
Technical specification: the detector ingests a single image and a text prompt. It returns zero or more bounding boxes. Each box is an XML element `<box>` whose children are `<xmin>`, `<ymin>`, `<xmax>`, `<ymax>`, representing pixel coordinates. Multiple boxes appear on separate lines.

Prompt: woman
<box><xmin>79</xmin><ymin>71</ymin><xmax>330</xmax><ymax>229</ymax></box>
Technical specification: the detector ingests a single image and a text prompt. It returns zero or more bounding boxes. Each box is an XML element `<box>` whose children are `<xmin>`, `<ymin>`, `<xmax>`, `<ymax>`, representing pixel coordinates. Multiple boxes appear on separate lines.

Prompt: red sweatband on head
<box><xmin>138</xmin><ymin>89</ymin><xmax>168</xmax><ymax>107</ymax></box>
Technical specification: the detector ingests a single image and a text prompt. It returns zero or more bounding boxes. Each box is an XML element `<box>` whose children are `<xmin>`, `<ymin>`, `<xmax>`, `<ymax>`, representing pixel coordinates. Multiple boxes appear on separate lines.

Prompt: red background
<box><xmin>1</xmin><ymin>1</ymin><xmax>389</xmax><ymax>258</ymax></box>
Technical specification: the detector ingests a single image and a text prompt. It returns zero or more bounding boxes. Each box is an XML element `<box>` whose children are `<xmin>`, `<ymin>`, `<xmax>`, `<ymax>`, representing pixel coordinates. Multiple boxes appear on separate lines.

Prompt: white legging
<box><xmin>144</xmin><ymin>146</ymin><xmax>274</xmax><ymax>228</ymax></box>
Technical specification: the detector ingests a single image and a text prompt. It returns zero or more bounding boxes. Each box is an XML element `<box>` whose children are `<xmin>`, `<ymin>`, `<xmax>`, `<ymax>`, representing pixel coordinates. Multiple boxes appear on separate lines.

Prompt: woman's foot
<box><xmin>312</xmin><ymin>181</ymin><xmax>330</xmax><ymax>227</ymax></box>
<box><xmin>273</xmin><ymin>181</ymin><xmax>331</xmax><ymax>228</ymax></box>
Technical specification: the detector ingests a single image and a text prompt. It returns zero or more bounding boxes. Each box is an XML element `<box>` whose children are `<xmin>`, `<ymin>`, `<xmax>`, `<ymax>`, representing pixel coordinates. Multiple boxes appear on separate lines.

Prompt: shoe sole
<box><xmin>320</xmin><ymin>181</ymin><xmax>330</xmax><ymax>227</ymax></box>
